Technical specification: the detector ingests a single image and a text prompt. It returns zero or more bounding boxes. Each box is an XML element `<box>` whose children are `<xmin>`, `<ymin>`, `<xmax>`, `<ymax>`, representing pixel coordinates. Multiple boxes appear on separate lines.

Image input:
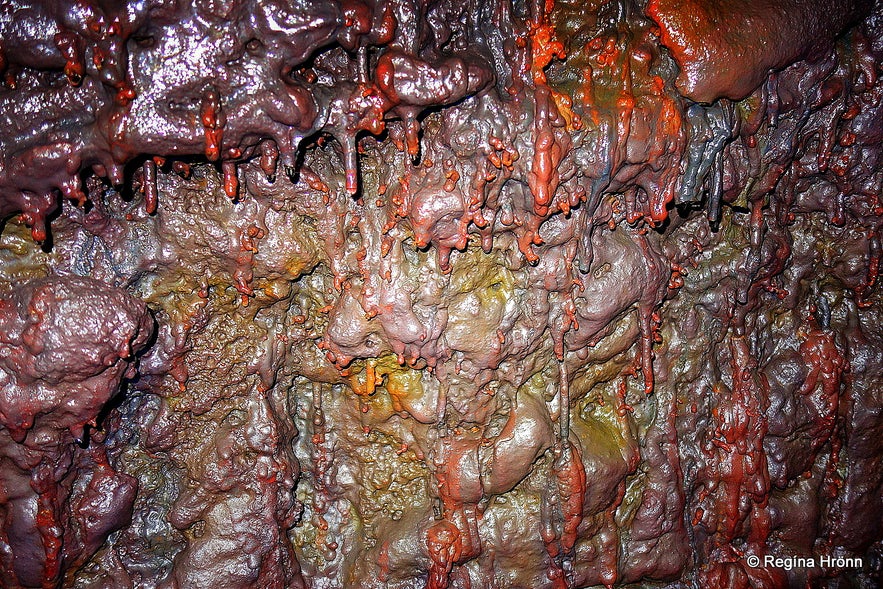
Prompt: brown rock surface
<box><xmin>0</xmin><ymin>1</ymin><xmax>881</xmax><ymax>588</ymax></box>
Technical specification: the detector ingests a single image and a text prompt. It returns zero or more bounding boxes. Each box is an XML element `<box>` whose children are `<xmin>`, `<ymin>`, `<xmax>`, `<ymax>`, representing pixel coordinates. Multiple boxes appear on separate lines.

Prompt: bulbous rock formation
<box><xmin>0</xmin><ymin>277</ymin><xmax>153</xmax><ymax>587</ymax></box>
<box><xmin>0</xmin><ymin>0</ymin><xmax>882</xmax><ymax>588</ymax></box>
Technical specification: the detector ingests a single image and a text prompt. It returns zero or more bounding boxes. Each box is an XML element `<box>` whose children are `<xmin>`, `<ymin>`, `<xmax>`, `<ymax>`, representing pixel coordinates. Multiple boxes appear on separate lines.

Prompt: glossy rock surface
<box><xmin>0</xmin><ymin>0</ymin><xmax>882</xmax><ymax>588</ymax></box>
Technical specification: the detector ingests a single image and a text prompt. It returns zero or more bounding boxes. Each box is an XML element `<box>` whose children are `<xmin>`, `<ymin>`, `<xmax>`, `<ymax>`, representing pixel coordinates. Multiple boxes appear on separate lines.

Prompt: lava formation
<box><xmin>1</xmin><ymin>0</ymin><xmax>882</xmax><ymax>588</ymax></box>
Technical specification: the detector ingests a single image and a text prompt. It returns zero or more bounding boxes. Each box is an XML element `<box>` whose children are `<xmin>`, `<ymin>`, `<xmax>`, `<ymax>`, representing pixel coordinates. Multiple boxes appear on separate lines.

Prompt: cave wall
<box><xmin>0</xmin><ymin>0</ymin><xmax>882</xmax><ymax>588</ymax></box>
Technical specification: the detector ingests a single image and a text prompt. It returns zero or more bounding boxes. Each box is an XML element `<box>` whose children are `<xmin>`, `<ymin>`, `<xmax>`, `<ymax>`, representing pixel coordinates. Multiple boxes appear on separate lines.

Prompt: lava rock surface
<box><xmin>0</xmin><ymin>0</ymin><xmax>882</xmax><ymax>588</ymax></box>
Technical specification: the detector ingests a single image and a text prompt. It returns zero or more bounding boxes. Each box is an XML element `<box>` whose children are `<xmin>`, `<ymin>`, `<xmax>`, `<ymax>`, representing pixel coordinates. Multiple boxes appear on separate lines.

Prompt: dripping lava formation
<box><xmin>1</xmin><ymin>0</ymin><xmax>883</xmax><ymax>588</ymax></box>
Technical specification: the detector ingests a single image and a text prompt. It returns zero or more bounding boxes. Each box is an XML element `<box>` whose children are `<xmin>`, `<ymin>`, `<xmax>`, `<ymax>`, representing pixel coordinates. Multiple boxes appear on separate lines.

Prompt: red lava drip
<box><xmin>233</xmin><ymin>223</ymin><xmax>263</xmax><ymax>304</ymax></box>
<box><xmin>539</xmin><ymin>360</ymin><xmax>587</xmax><ymax>588</ymax></box>
<box><xmin>172</xmin><ymin>160</ymin><xmax>191</xmax><ymax>179</ymax></box>
<box><xmin>32</xmin><ymin>462</ymin><xmax>63</xmax><ymax>589</ymax></box>
<box><xmin>200</xmin><ymin>89</ymin><xmax>225</xmax><ymax>162</ymax></box>
<box><xmin>530</xmin><ymin>86</ymin><xmax>562</xmax><ymax>216</ymax></box>
<box><xmin>143</xmin><ymin>158</ymin><xmax>157</xmax><ymax>214</ymax></box>
<box><xmin>426</xmin><ymin>520</ymin><xmax>462</xmax><ymax>589</ymax></box>
<box><xmin>696</xmin><ymin>335</ymin><xmax>780</xmax><ymax>588</ymax></box>
<box><xmin>259</xmin><ymin>140</ymin><xmax>279</xmax><ymax>181</ymax></box>
<box><xmin>798</xmin><ymin>310</ymin><xmax>849</xmax><ymax>459</ymax></box>
<box><xmin>636</xmin><ymin>306</ymin><xmax>657</xmax><ymax>396</ymax></box>
<box><xmin>547</xmin><ymin>441</ymin><xmax>587</xmax><ymax>588</ymax></box>
<box><xmin>527</xmin><ymin>2</ymin><xmax>567</xmax><ymax>219</ymax></box>
<box><xmin>222</xmin><ymin>161</ymin><xmax>238</xmax><ymax>201</ymax></box>
<box><xmin>310</xmin><ymin>383</ymin><xmax>336</xmax><ymax>563</ymax></box>
<box><xmin>636</xmin><ymin>231</ymin><xmax>663</xmax><ymax>396</ymax></box>
<box><xmin>54</xmin><ymin>31</ymin><xmax>84</xmax><ymax>86</ymax></box>
<box><xmin>17</xmin><ymin>192</ymin><xmax>56</xmax><ymax>243</ymax></box>
<box><xmin>343</xmin><ymin>134</ymin><xmax>359</xmax><ymax>195</ymax></box>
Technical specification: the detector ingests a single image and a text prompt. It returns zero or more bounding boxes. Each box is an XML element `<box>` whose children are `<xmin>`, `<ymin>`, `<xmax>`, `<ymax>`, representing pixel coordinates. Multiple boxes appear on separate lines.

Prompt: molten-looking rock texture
<box><xmin>0</xmin><ymin>0</ymin><xmax>882</xmax><ymax>587</ymax></box>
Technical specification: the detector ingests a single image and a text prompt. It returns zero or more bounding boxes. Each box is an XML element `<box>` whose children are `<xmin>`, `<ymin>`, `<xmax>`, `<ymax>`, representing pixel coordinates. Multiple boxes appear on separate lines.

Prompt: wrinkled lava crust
<box><xmin>1</xmin><ymin>0</ymin><xmax>882</xmax><ymax>588</ymax></box>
